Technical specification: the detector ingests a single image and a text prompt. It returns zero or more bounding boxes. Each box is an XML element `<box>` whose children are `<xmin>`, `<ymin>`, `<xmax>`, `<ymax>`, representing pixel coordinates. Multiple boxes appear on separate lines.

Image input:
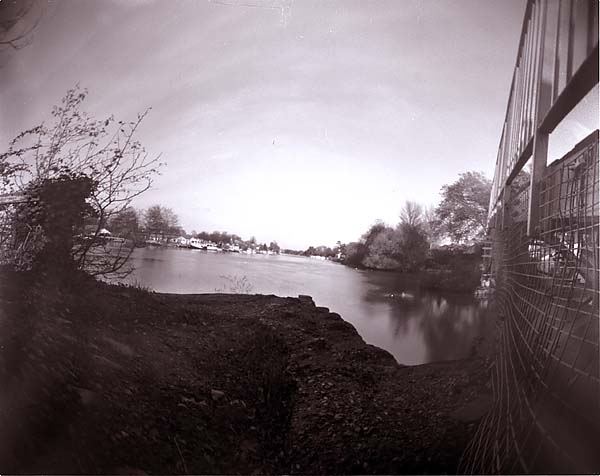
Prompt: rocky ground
<box><xmin>0</xmin><ymin>269</ymin><xmax>493</xmax><ymax>474</ymax></box>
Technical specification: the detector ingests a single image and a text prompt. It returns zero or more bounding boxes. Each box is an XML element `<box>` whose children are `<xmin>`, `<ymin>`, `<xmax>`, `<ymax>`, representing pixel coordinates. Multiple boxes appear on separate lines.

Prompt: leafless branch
<box><xmin>1</xmin><ymin>85</ymin><xmax>161</xmax><ymax>276</ymax></box>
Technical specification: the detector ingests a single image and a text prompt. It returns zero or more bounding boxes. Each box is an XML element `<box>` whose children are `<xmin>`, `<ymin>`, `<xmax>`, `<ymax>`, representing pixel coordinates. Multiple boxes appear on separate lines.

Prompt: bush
<box><xmin>421</xmin><ymin>247</ymin><xmax>482</xmax><ymax>293</ymax></box>
<box><xmin>12</xmin><ymin>173</ymin><xmax>96</xmax><ymax>271</ymax></box>
<box><xmin>342</xmin><ymin>242</ymin><xmax>367</xmax><ymax>268</ymax></box>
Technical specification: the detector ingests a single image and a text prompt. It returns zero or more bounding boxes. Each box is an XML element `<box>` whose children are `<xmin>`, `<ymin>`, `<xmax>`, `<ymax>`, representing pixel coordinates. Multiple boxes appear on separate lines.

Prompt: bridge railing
<box><xmin>489</xmin><ymin>0</ymin><xmax>598</xmax><ymax>236</ymax></box>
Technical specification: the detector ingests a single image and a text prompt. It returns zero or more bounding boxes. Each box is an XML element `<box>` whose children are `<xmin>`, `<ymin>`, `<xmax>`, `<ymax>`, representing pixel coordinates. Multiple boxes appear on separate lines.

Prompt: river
<box><xmin>123</xmin><ymin>247</ymin><xmax>492</xmax><ymax>366</ymax></box>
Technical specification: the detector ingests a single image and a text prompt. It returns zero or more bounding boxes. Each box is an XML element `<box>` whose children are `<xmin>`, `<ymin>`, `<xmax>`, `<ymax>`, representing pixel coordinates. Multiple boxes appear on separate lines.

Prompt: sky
<box><xmin>0</xmin><ymin>0</ymin><xmax>595</xmax><ymax>249</ymax></box>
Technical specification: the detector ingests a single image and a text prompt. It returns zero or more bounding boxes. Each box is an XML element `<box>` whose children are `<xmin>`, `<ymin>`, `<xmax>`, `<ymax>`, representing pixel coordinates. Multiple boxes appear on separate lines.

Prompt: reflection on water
<box><xmin>124</xmin><ymin>247</ymin><xmax>493</xmax><ymax>365</ymax></box>
<box><xmin>357</xmin><ymin>273</ymin><xmax>493</xmax><ymax>364</ymax></box>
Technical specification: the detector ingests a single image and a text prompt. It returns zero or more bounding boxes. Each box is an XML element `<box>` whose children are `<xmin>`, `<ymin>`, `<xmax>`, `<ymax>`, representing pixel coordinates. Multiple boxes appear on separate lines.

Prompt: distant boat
<box><xmin>189</xmin><ymin>238</ymin><xmax>204</xmax><ymax>250</ymax></box>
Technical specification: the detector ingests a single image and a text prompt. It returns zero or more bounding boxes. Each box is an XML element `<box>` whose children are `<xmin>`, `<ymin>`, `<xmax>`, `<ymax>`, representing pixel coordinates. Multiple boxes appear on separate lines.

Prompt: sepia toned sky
<box><xmin>1</xmin><ymin>0</ymin><xmax>597</xmax><ymax>248</ymax></box>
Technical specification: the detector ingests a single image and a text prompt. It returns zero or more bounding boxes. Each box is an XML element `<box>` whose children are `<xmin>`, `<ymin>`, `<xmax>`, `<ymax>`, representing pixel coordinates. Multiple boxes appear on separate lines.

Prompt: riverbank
<box><xmin>0</xmin><ymin>269</ymin><xmax>493</xmax><ymax>474</ymax></box>
<box><xmin>334</xmin><ymin>246</ymin><xmax>484</xmax><ymax>294</ymax></box>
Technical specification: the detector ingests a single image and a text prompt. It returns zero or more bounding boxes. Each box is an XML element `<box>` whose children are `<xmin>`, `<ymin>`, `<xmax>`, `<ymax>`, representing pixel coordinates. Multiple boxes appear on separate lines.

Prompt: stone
<box><xmin>102</xmin><ymin>336</ymin><xmax>135</xmax><ymax>357</ymax></box>
<box><xmin>74</xmin><ymin>386</ymin><xmax>98</xmax><ymax>406</ymax></box>
<box><xmin>297</xmin><ymin>295</ymin><xmax>314</xmax><ymax>305</ymax></box>
<box><xmin>211</xmin><ymin>389</ymin><xmax>225</xmax><ymax>401</ymax></box>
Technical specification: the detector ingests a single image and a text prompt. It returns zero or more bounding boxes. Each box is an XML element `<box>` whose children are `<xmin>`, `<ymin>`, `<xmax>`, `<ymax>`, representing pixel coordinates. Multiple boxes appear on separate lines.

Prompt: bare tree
<box><xmin>143</xmin><ymin>205</ymin><xmax>180</xmax><ymax>240</ymax></box>
<box><xmin>422</xmin><ymin>205</ymin><xmax>441</xmax><ymax>245</ymax></box>
<box><xmin>162</xmin><ymin>207</ymin><xmax>180</xmax><ymax>235</ymax></box>
<box><xmin>2</xmin><ymin>85</ymin><xmax>161</xmax><ymax>277</ymax></box>
<box><xmin>399</xmin><ymin>200</ymin><xmax>423</xmax><ymax>227</ymax></box>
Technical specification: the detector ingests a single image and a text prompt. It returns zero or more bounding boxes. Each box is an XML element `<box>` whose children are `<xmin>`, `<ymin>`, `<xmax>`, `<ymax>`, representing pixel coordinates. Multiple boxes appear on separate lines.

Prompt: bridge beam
<box><xmin>527</xmin><ymin>0</ymin><xmax>556</xmax><ymax>236</ymax></box>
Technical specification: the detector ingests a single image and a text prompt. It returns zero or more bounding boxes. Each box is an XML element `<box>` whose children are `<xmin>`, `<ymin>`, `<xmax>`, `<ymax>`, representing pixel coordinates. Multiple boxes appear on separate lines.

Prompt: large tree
<box><xmin>395</xmin><ymin>222</ymin><xmax>429</xmax><ymax>272</ymax></box>
<box><xmin>436</xmin><ymin>171</ymin><xmax>491</xmax><ymax>244</ymax></box>
<box><xmin>361</xmin><ymin>220</ymin><xmax>387</xmax><ymax>248</ymax></box>
<box><xmin>1</xmin><ymin>86</ymin><xmax>160</xmax><ymax>276</ymax></box>
<box><xmin>108</xmin><ymin>207</ymin><xmax>140</xmax><ymax>239</ymax></box>
<box><xmin>143</xmin><ymin>205</ymin><xmax>180</xmax><ymax>238</ymax></box>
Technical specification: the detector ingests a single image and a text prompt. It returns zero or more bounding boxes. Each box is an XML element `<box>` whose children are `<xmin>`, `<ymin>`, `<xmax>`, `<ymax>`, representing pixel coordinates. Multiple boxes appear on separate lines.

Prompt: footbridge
<box><xmin>461</xmin><ymin>0</ymin><xmax>598</xmax><ymax>473</ymax></box>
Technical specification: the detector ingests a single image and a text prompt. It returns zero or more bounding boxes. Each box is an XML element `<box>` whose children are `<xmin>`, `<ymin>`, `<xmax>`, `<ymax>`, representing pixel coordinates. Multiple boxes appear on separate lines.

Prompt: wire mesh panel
<box><xmin>461</xmin><ymin>133</ymin><xmax>599</xmax><ymax>473</ymax></box>
<box><xmin>469</xmin><ymin>0</ymin><xmax>598</xmax><ymax>469</ymax></box>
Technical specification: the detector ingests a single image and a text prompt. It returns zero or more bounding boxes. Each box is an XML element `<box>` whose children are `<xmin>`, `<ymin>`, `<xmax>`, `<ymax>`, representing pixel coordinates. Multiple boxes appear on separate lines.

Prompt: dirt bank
<box><xmin>0</xmin><ymin>270</ymin><xmax>492</xmax><ymax>474</ymax></box>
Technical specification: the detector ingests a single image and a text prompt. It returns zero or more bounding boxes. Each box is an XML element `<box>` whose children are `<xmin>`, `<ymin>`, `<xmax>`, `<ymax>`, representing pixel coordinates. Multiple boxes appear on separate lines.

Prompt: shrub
<box><xmin>12</xmin><ymin>173</ymin><xmax>96</xmax><ymax>271</ymax></box>
<box><xmin>421</xmin><ymin>247</ymin><xmax>482</xmax><ymax>293</ymax></box>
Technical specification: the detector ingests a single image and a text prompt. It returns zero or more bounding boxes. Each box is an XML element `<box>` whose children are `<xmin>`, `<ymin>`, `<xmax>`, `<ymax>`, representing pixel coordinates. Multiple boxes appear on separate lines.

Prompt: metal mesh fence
<box><xmin>461</xmin><ymin>132</ymin><xmax>599</xmax><ymax>474</ymax></box>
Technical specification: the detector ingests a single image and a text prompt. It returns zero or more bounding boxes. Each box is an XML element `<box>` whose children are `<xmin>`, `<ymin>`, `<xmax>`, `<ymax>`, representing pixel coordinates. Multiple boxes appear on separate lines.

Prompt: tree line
<box><xmin>301</xmin><ymin>171</ymin><xmax>492</xmax><ymax>272</ymax></box>
<box><xmin>106</xmin><ymin>205</ymin><xmax>183</xmax><ymax>240</ymax></box>
<box><xmin>107</xmin><ymin>206</ymin><xmax>282</xmax><ymax>253</ymax></box>
<box><xmin>110</xmin><ymin>169</ymin><xmax>491</xmax><ymax>266</ymax></box>
<box><xmin>0</xmin><ymin>85</ymin><xmax>493</xmax><ymax>282</ymax></box>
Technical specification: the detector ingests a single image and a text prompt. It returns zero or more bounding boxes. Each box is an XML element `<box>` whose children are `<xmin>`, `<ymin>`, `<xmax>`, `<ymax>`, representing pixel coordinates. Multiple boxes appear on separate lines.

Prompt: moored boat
<box><xmin>189</xmin><ymin>238</ymin><xmax>204</xmax><ymax>249</ymax></box>
<box><xmin>189</xmin><ymin>238</ymin><xmax>222</xmax><ymax>252</ymax></box>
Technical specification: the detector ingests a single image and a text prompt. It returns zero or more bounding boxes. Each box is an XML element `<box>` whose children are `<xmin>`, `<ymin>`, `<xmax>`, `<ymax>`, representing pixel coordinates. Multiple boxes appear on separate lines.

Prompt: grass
<box><xmin>215</xmin><ymin>275</ymin><xmax>254</xmax><ymax>294</ymax></box>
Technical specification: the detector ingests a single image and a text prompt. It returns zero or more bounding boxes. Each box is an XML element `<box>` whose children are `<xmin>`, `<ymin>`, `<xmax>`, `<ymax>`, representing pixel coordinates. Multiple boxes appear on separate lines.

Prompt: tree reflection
<box><xmin>362</xmin><ymin>273</ymin><xmax>490</xmax><ymax>364</ymax></box>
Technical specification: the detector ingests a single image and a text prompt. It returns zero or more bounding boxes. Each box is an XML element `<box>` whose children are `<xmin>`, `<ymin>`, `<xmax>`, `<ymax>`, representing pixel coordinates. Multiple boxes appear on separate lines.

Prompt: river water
<box><xmin>124</xmin><ymin>247</ymin><xmax>492</xmax><ymax>366</ymax></box>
